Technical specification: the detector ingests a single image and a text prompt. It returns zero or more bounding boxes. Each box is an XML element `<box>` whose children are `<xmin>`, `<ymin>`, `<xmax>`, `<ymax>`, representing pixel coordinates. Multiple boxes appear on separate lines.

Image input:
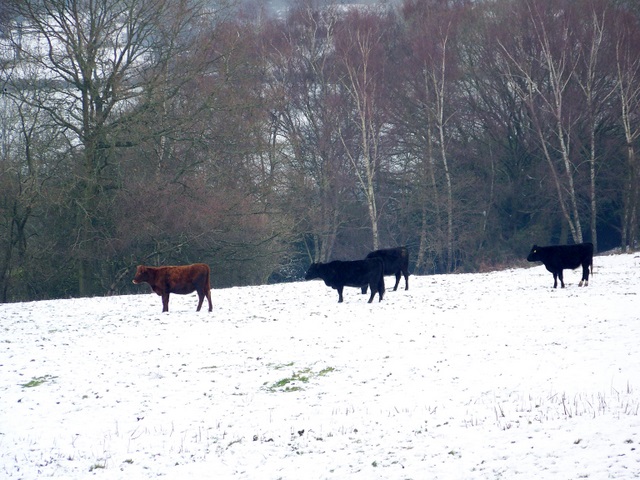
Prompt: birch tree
<box><xmin>396</xmin><ymin>0</ymin><xmax>465</xmax><ymax>272</ymax></box>
<box><xmin>263</xmin><ymin>3</ymin><xmax>350</xmax><ymax>263</ymax></box>
<box><xmin>498</xmin><ymin>0</ymin><xmax>584</xmax><ymax>244</ymax></box>
<box><xmin>334</xmin><ymin>8</ymin><xmax>394</xmax><ymax>251</ymax></box>
<box><xmin>614</xmin><ymin>12</ymin><xmax>640</xmax><ymax>251</ymax></box>
<box><xmin>574</xmin><ymin>7</ymin><xmax>611</xmax><ymax>252</ymax></box>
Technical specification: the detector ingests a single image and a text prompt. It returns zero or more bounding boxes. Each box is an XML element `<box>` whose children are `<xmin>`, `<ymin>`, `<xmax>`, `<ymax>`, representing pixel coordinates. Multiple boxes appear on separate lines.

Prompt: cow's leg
<box><xmin>367</xmin><ymin>285</ymin><xmax>376</xmax><ymax>303</ymax></box>
<box><xmin>579</xmin><ymin>262</ymin><xmax>589</xmax><ymax>287</ymax></box>
<box><xmin>337</xmin><ymin>286</ymin><xmax>344</xmax><ymax>303</ymax></box>
<box><xmin>196</xmin><ymin>290</ymin><xmax>204</xmax><ymax>311</ymax></box>
<box><xmin>206</xmin><ymin>289</ymin><xmax>213</xmax><ymax>312</ymax></box>
<box><xmin>578</xmin><ymin>264</ymin><xmax>584</xmax><ymax>286</ymax></box>
<box><xmin>378</xmin><ymin>276</ymin><xmax>385</xmax><ymax>302</ymax></box>
<box><xmin>162</xmin><ymin>293</ymin><xmax>170</xmax><ymax>312</ymax></box>
<box><xmin>552</xmin><ymin>273</ymin><xmax>558</xmax><ymax>288</ymax></box>
<box><xmin>361</xmin><ymin>286</ymin><xmax>368</xmax><ymax>295</ymax></box>
<box><xmin>558</xmin><ymin>270</ymin><xmax>565</xmax><ymax>288</ymax></box>
<box><xmin>393</xmin><ymin>271</ymin><xmax>401</xmax><ymax>291</ymax></box>
<box><xmin>404</xmin><ymin>270</ymin><xmax>409</xmax><ymax>290</ymax></box>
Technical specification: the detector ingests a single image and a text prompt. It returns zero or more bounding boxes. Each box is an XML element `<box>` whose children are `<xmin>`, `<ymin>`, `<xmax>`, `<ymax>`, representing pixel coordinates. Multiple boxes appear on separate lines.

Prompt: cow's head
<box><xmin>526</xmin><ymin>245</ymin><xmax>540</xmax><ymax>262</ymax></box>
<box><xmin>304</xmin><ymin>263</ymin><xmax>320</xmax><ymax>280</ymax></box>
<box><xmin>132</xmin><ymin>265</ymin><xmax>151</xmax><ymax>284</ymax></box>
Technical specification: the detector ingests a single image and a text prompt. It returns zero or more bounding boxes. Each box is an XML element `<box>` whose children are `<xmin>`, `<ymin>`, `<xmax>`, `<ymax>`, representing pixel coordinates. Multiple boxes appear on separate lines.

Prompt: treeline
<box><xmin>1</xmin><ymin>0</ymin><xmax>639</xmax><ymax>302</ymax></box>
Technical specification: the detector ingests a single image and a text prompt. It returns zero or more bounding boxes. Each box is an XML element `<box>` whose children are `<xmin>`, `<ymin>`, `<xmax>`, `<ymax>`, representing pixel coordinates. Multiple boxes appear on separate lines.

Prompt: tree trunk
<box><xmin>432</xmin><ymin>35</ymin><xmax>454</xmax><ymax>272</ymax></box>
<box><xmin>416</xmin><ymin>131</ymin><xmax>439</xmax><ymax>274</ymax></box>
<box><xmin>616</xmin><ymin>38</ymin><xmax>640</xmax><ymax>251</ymax></box>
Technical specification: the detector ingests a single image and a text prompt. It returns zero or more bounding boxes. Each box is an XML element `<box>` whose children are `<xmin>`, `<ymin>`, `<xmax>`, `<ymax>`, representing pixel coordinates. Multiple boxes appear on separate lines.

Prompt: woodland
<box><xmin>0</xmin><ymin>0</ymin><xmax>639</xmax><ymax>302</ymax></box>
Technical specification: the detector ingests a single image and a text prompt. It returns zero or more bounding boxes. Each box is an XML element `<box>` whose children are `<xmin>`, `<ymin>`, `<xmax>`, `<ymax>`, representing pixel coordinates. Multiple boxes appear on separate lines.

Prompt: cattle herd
<box><xmin>132</xmin><ymin>243</ymin><xmax>594</xmax><ymax>312</ymax></box>
<box><xmin>304</xmin><ymin>247</ymin><xmax>409</xmax><ymax>304</ymax></box>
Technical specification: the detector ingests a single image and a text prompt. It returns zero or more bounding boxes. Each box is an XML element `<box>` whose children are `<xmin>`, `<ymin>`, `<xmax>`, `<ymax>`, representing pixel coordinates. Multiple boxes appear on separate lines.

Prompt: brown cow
<box><xmin>132</xmin><ymin>263</ymin><xmax>213</xmax><ymax>312</ymax></box>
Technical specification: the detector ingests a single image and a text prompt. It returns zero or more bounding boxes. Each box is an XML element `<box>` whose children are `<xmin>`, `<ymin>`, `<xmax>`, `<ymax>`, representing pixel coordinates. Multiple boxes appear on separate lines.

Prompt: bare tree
<box><xmin>334</xmin><ymin>8</ymin><xmax>395</xmax><ymax>251</ymax></box>
<box><xmin>262</xmin><ymin>2</ymin><xmax>352</xmax><ymax>263</ymax></box>
<box><xmin>614</xmin><ymin>10</ymin><xmax>640</xmax><ymax>251</ymax></box>
<box><xmin>0</xmin><ymin>90</ymin><xmax>68</xmax><ymax>301</ymax></box>
<box><xmin>429</xmin><ymin>22</ymin><xmax>456</xmax><ymax>270</ymax></box>
<box><xmin>497</xmin><ymin>0</ymin><xmax>585</xmax><ymax>244</ymax></box>
<box><xmin>395</xmin><ymin>0</ymin><xmax>467</xmax><ymax>272</ymax></box>
<box><xmin>5</xmin><ymin>0</ymin><xmax>213</xmax><ymax>295</ymax></box>
<box><xmin>573</xmin><ymin>1</ymin><xmax>617</xmax><ymax>253</ymax></box>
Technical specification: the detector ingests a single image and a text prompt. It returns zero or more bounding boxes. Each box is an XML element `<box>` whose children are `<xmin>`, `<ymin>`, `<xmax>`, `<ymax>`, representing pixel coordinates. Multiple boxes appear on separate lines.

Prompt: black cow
<box><xmin>361</xmin><ymin>246</ymin><xmax>409</xmax><ymax>294</ymax></box>
<box><xmin>305</xmin><ymin>258</ymin><xmax>385</xmax><ymax>303</ymax></box>
<box><xmin>527</xmin><ymin>243</ymin><xmax>593</xmax><ymax>288</ymax></box>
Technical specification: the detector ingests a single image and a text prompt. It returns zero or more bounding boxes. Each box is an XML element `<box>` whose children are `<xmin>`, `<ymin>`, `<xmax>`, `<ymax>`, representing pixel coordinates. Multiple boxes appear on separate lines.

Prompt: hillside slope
<box><xmin>1</xmin><ymin>252</ymin><xmax>639</xmax><ymax>479</ymax></box>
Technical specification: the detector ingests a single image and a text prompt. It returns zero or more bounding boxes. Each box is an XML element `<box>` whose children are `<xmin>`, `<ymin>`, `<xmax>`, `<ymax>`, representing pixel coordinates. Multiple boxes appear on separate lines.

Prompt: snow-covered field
<box><xmin>1</xmin><ymin>252</ymin><xmax>639</xmax><ymax>479</ymax></box>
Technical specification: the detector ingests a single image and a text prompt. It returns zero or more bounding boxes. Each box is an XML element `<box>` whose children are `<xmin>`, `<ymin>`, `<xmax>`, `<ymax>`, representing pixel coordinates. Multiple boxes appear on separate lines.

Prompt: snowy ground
<box><xmin>1</xmin><ymin>252</ymin><xmax>639</xmax><ymax>479</ymax></box>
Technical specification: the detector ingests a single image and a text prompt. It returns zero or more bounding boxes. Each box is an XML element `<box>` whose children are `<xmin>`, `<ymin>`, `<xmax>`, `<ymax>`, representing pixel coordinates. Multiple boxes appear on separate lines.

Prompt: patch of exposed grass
<box><xmin>89</xmin><ymin>462</ymin><xmax>106</xmax><ymax>472</ymax></box>
<box><xmin>318</xmin><ymin>366</ymin><xmax>335</xmax><ymax>376</ymax></box>
<box><xmin>265</xmin><ymin>365</ymin><xmax>335</xmax><ymax>393</ymax></box>
<box><xmin>20</xmin><ymin>375</ymin><xmax>57</xmax><ymax>388</ymax></box>
<box><xmin>272</xmin><ymin>362</ymin><xmax>295</xmax><ymax>370</ymax></box>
